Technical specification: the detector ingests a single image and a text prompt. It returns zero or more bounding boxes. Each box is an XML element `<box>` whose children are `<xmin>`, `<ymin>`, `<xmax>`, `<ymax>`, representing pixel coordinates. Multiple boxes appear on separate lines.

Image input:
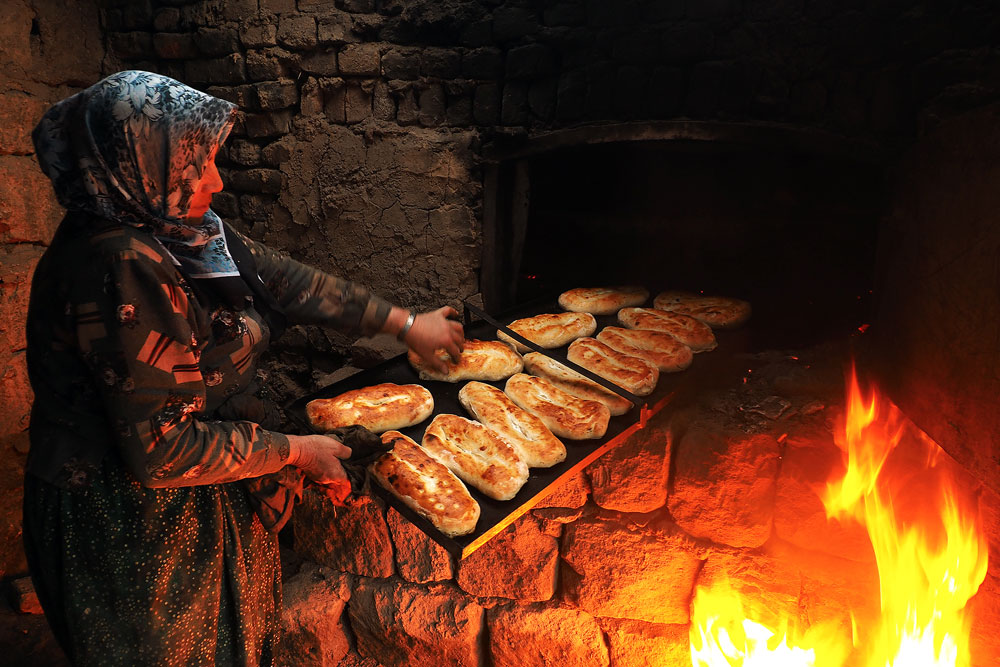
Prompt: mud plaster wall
<box><xmin>0</xmin><ymin>0</ymin><xmax>109</xmax><ymax>578</ymax></box>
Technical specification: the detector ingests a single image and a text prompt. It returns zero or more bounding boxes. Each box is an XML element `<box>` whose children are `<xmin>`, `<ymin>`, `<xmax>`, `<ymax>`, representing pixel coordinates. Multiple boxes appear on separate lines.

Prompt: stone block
<box><xmin>373</xmin><ymin>81</ymin><xmax>395</xmax><ymax>121</ymax></box>
<box><xmin>220</xmin><ymin>0</ymin><xmax>258</xmax><ymax>22</ymax></box>
<box><xmin>458</xmin><ymin>19</ymin><xmax>492</xmax><ymax>47</ymax></box>
<box><xmin>277</xmin><ymin>15</ymin><xmax>318</xmax><ymax>50</ymax></box>
<box><xmin>301</xmin><ymin>49</ymin><xmax>339</xmax><ymax>76</ymax></box>
<box><xmin>339</xmin><ymin>43</ymin><xmax>380</xmax><ymax>76</ymax></box>
<box><xmin>240</xmin><ymin>20</ymin><xmax>278</xmax><ymax>49</ymax></box>
<box><xmin>772</xmin><ymin>419</ymin><xmax>875</xmax><ymax>562</ymax></box>
<box><xmin>381</xmin><ymin>49</ymin><xmax>419</xmax><ymax>80</ymax></box>
<box><xmin>0</xmin><ymin>157</ymin><xmax>63</xmax><ymax>244</ymax></box>
<box><xmin>194</xmin><ymin>27</ymin><xmax>240</xmax><ymax>57</ymax></box>
<box><xmin>229</xmin><ymin>168</ymin><xmax>282</xmax><ymax>194</ymax></box>
<box><xmin>0</xmin><ymin>438</ymin><xmax>27</xmax><ymax>579</ymax></box>
<box><xmin>152</xmin><ymin>32</ymin><xmax>196</xmax><ymax>60</ymax></box>
<box><xmin>528</xmin><ymin>79</ymin><xmax>557</xmax><ymax>121</ymax></box>
<box><xmin>239</xmin><ymin>194</ymin><xmax>273</xmax><ymax>222</ymax></box>
<box><xmin>228</xmin><ymin>139</ymin><xmax>262</xmax><ymax>167</ymax></box>
<box><xmin>245</xmin><ymin>110</ymin><xmax>294</xmax><ymax>138</ymax></box>
<box><xmin>556</xmin><ymin>69</ymin><xmax>587</xmax><ymax>122</ymax></box>
<box><xmin>293</xmin><ymin>491</ymin><xmax>395</xmax><ymax>578</ymax></box>
<box><xmin>246</xmin><ymin>49</ymin><xmax>283</xmax><ymax>82</ymax></box>
<box><xmin>533</xmin><ymin>471</ymin><xmax>589</xmax><ymax>509</ymax></box>
<box><xmin>260</xmin><ymin>0</ymin><xmax>297</xmax><ymax>15</ymax></box>
<box><xmin>0</xmin><ymin>0</ymin><xmax>32</xmax><ymax>72</ymax></box>
<box><xmin>446</xmin><ymin>94</ymin><xmax>473</xmax><ymax>127</ymax></box>
<box><xmin>349</xmin><ymin>579</ymin><xmax>482</xmax><ymax>666</ymax></box>
<box><xmin>256</xmin><ymin>80</ymin><xmax>299</xmax><ymax>110</ymax></box>
<box><xmin>488</xmin><ymin>604</ymin><xmax>609</xmax><ymax>667</ymax></box>
<box><xmin>152</xmin><ymin>7</ymin><xmax>180</xmax><ymax>32</ymax></box>
<box><xmin>0</xmin><ymin>349</ymin><xmax>31</xmax><ymax>438</ymax></box>
<box><xmin>395</xmin><ymin>87</ymin><xmax>419</xmax><ymax>126</ymax></box>
<box><xmin>647</xmin><ymin>67</ymin><xmax>684</xmax><ymax>116</ymax></box>
<box><xmin>587</xmin><ymin>420</ymin><xmax>670</xmax><ymax>513</ymax></box>
<box><xmin>386</xmin><ymin>508</ymin><xmax>453</xmax><ymax>584</ymax></box>
<box><xmin>462</xmin><ymin>48</ymin><xmax>503</xmax><ymax>80</ymax></box>
<box><xmin>562</xmin><ymin>514</ymin><xmax>703</xmax><ymax>624</ymax></box>
<box><xmin>24</xmin><ymin>1</ymin><xmax>103</xmax><ymax>87</ymax></box>
<box><xmin>668</xmin><ymin>412</ymin><xmax>781</xmax><ymax>548</ymax></box>
<box><xmin>206</xmin><ymin>84</ymin><xmax>258</xmax><ymax>109</ymax></box>
<box><xmin>493</xmin><ymin>6</ymin><xmax>539</xmax><ymax>43</ymax></box>
<box><xmin>500</xmin><ymin>82</ymin><xmax>528</xmax><ymax>126</ymax></box>
<box><xmin>318</xmin><ymin>14</ymin><xmax>355</xmax><ymax>45</ymax></box>
<box><xmin>301</xmin><ymin>77</ymin><xmax>323</xmax><ymax>116</ymax></box>
<box><xmin>210</xmin><ymin>191</ymin><xmax>239</xmax><ymax>218</ymax></box>
<box><xmin>321</xmin><ymin>77</ymin><xmax>347</xmax><ymax>123</ymax></box>
<box><xmin>185</xmin><ymin>54</ymin><xmax>247</xmax><ymax>85</ymax></box>
<box><xmin>418</xmin><ymin>84</ymin><xmax>446</xmax><ymax>127</ymax></box>
<box><xmin>342</xmin><ymin>0</ymin><xmax>375</xmax><ymax>12</ymax></box>
<box><xmin>275</xmin><ymin>562</ymin><xmax>351</xmax><ymax>666</ymax></box>
<box><xmin>456</xmin><ymin>515</ymin><xmax>558</xmax><ymax>601</ymax></box>
<box><xmin>507</xmin><ymin>44</ymin><xmax>556</xmax><ymax>80</ymax></box>
<box><xmin>121</xmin><ymin>0</ymin><xmax>152</xmax><ymax>29</ymax></box>
<box><xmin>109</xmin><ymin>31</ymin><xmax>153</xmax><ymax>60</ymax></box>
<box><xmin>350</xmin><ymin>335</ymin><xmax>407</xmax><ymax>369</ymax></box>
<box><xmin>0</xmin><ymin>92</ymin><xmax>49</xmax><ymax>156</ymax></box>
<box><xmin>345</xmin><ymin>83</ymin><xmax>373</xmax><ymax>124</ymax></box>
<box><xmin>420</xmin><ymin>48</ymin><xmax>461</xmax><ymax>78</ymax></box>
<box><xmin>261</xmin><ymin>137</ymin><xmax>294</xmax><ymax>167</ymax></box>
<box><xmin>600</xmin><ymin>618</ymin><xmax>689</xmax><ymax>667</ymax></box>
<box><xmin>7</xmin><ymin>576</ymin><xmax>41</xmax><ymax>614</ymax></box>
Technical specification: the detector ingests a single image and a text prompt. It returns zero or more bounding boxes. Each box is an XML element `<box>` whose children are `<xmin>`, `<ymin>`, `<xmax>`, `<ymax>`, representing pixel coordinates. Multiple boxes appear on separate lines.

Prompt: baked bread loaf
<box><xmin>618</xmin><ymin>307</ymin><xmax>718</xmax><ymax>352</ymax></box>
<box><xmin>421</xmin><ymin>414</ymin><xmax>530</xmax><ymax>501</ymax></box>
<box><xmin>370</xmin><ymin>431</ymin><xmax>480</xmax><ymax>537</ymax></box>
<box><xmin>306</xmin><ymin>383</ymin><xmax>434</xmax><ymax>434</ymax></box>
<box><xmin>567</xmin><ymin>337</ymin><xmax>659</xmax><ymax>396</ymax></box>
<box><xmin>558</xmin><ymin>286</ymin><xmax>649</xmax><ymax>315</ymax></box>
<box><xmin>408</xmin><ymin>339</ymin><xmax>523</xmax><ymax>382</ymax></box>
<box><xmin>458</xmin><ymin>381</ymin><xmax>566</xmax><ymax>468</ymax></box>
<box><xmin>653</xmin><ymin>290</ymin><xmax>751</xmax><ymax>329</ymax></box>
<box><xmin>522</xmin><ymin>352</ymin><xmax>632</xmax><ymax>416</ymax></box>
<box><xmin>496</xmin><ymin>311</ymin><xmax>597</xmax><ymax>353</ymax></box>
<box><xmin>596</xmin><ymin>326</ymin><xmax>693</xmax><ymax>373</ymax></box>
<box><xmin>504</xmin><ymin>373</ymin><xmax>610</xmax><ymax>440</ymax></box>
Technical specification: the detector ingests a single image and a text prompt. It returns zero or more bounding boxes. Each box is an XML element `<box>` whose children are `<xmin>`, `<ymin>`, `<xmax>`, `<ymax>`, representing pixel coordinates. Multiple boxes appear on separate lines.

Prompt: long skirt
<box><xmin>23</xmin><ymin>455</ymin><xmax>282</xmax><ymax>666</ymax></box>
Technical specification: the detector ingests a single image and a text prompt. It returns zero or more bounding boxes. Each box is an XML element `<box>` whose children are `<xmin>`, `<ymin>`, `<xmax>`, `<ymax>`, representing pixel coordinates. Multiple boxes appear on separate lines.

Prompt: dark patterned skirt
<box><xmin>23</xmin><ymin>454</ymin><xmax>282</xmax><ymax>666</ymax></box>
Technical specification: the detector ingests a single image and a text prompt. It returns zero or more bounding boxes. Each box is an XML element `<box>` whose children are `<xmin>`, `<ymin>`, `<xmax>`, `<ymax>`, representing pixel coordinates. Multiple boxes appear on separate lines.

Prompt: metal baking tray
<box><xmin>289</xmin><ymin>295</ymin><xmax>752</xmax><ymax>559</ymax></box>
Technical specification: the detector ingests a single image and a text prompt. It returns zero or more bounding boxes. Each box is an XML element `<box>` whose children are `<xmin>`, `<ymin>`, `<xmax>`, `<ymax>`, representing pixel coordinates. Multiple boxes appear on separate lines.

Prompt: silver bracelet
<box><xmin>397</xmin><ymin>311</ymin><xmax>416</xmax><ymax>341</ymax></box>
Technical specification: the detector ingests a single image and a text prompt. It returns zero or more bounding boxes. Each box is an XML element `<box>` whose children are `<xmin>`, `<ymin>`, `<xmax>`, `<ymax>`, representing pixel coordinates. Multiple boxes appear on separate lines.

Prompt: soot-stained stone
<box><xmin>456</xmin><ymin>515</ymin><xmax>558</xmax><ymax>601</ymax></box>
<box><xmin>293</xmin><ymin>491</ymin><xmax>395</xmax><ymax>578</ymax></box>
<box><xmin>349</xmin><ymin>579</ymin><xmax>483</xmax><ymax>666</ymax></box>
<box><xmin>488</xmin><ymin>603</ymin><xmax>609</xmax><ymax>667</ymax></box>
<box><xmin>562</xmin><ymin>513</ymin><xmax>703</xmax><ymax>624</ymax></box>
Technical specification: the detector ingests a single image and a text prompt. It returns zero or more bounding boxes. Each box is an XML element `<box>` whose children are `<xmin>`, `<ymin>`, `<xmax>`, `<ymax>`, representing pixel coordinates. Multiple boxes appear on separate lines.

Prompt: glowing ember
<box><xmin>688</xmin><ymin>367</ymin><xmax>988</xmax><ymax>667</ymax></box>
<box><xmin>822</xmin><ymin>368</ymin><xmax>988</xmax><ymax>666</ymax></box>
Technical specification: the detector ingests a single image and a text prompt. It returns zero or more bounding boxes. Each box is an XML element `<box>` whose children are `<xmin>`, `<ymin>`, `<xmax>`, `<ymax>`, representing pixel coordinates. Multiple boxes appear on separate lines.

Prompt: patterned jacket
<box><xmin>26</xmin><ymin>214</ymin><xmax>392</xmax><ymax>489</ymax></box>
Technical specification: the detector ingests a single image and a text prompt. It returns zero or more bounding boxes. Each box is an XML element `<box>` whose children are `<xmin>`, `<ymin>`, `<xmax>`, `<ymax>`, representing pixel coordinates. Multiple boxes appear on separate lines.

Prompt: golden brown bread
<box><xmin>595</xmin><ymin>326</ymin><xmax>693</xmax><ymax>373</ymax></box>
<box><xmin>421</xmin><ymin>414</ymin><xmax>529</xmax><ymax>501</ymax></box>
<box><xmin>458</xmin><ymin>381</ymin><xmax>566</xmax><ymax>468</ymax></box>
<box><xmin>617</xmin><ymin>307</ymin><xmax>717</xmax><ymax>352</ymax></box>
<box><xmin>522</xmin><ymin>352</ymin><xmax>632</xmax><ymax>416</ymax></box>
<box><xmin>496</xmin><ymin>312</ymin><xmax>597</xmax><ymax>353</ymax></box>
<box><xmin>558</xmin><ymin>286</ymin><xmax>649</xmax><ymax>315</ymax></box>
<box><xmin>370</xmin><ymin>431</ymin><xmax>480</xmax><ymax>537</ymax></box>
<box><xmin>652</xmin><ymin>290</ymin><xmax>751</xmax><ymax>329</ymax></box>
<box><xmin>503</xmin><ymin>373</ymin><xmax>610</xmax><ymax>440</ymax></box>
<box><xmin>566</xmin><ymin>337</ymin><xmax>659</xmax><ymax>396</ymax></box>
<box><xmin>408</xmin><ymin>339</ymin><xmax>523</xmax><ymax>382</ymax></box>
<box><xmin>305</xmin><ymin>383</ymin><xmax>434</xmax><ymax>434</ymax></box>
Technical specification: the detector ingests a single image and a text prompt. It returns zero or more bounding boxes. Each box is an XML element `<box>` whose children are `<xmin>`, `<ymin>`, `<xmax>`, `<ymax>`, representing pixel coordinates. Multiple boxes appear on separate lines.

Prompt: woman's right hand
<box><xmin>287</xmin><ymin>434</ymin><xmax>352</xmax><ymax>486</ymax></box>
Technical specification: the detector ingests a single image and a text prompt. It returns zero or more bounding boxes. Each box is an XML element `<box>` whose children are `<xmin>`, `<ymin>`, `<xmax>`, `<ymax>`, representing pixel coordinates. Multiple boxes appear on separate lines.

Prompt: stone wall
<box><xmin>97</xmin><ymin>0</ymin><xmax>1000</xmax><ymax>394</ymax></box>
<box><xmin>0</xmin><ymin>0</ymin><xmax>108</xmax><ymax>579</ymax></box>
<box><xmin>288</xmin><ymin>342</ymin><xmax>1000</xmax><ymax>666</ymax></box>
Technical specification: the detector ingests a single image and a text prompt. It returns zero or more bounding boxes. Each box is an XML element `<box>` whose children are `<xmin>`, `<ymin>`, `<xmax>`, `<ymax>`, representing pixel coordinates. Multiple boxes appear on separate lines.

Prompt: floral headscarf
<box><xmin>33</xmin><ymin>70</ymin><xmax>240</xmax><ymax>279</ymax></box>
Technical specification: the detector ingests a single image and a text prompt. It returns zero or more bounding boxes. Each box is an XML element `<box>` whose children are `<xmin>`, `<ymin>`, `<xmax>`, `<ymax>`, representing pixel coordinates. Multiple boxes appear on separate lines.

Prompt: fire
<box><xmin>822</xmin><ymin>368</ymin><xmax>988</xmax><ymax>666</ymax></box>
<box><xmin>689</xmin><ymin>367</ymin><xmax>988</xmax><ymax>667</ymax></box>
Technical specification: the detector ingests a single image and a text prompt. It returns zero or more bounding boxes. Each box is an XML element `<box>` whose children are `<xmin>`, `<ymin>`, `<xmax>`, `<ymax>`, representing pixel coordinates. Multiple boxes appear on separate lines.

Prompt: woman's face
<box><xmin>186</xmin><ymin>152</ymin><xmax>223</xmax><ymax>221</ymax></box>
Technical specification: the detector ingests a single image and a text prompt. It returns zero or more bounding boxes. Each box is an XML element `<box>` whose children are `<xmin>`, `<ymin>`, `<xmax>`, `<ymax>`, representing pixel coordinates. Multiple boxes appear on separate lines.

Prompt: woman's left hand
<box><xmin>405</xmin><ymin>306</ymin><xmax>465</xmax><ymax>373</ymax></box>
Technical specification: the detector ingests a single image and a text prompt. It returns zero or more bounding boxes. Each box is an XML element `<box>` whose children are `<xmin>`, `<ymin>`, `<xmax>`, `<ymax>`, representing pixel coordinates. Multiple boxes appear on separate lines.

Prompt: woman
<box><xmin>24</xmin><ymin>70</ymin><xmax>464</xmax><ymax>665</ymax></box>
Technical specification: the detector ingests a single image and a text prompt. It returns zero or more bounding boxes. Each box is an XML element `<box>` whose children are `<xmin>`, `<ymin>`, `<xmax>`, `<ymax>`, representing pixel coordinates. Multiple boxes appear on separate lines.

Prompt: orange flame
<box><xmin>688</xmin><ymin>366</ymin><xmax>988</xmax><ymax>667</ymax></box>
<box><xmin>822</xmin><ymin>367</ymin><xmax>988</xmax><ymax>666</ymax></box>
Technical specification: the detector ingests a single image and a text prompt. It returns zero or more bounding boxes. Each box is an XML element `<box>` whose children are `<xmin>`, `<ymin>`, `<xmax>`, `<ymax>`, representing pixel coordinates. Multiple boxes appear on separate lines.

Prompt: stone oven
<box><xmin>1</xmin><ymin>0</ymin><xmax>999</xmax><ymax>665</ymax></box>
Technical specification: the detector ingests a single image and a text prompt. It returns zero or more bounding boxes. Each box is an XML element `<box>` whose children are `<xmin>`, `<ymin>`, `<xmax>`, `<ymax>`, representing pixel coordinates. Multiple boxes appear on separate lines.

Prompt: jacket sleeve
<box><xmin>236</xmin><ymin>230</ymin><xmax>394</xmax><ymax>337</ymax></box>
<box><xmin>78</xmin><ymin>248</ymin><xmax>291</xmax><ymax>488</ymax></box>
